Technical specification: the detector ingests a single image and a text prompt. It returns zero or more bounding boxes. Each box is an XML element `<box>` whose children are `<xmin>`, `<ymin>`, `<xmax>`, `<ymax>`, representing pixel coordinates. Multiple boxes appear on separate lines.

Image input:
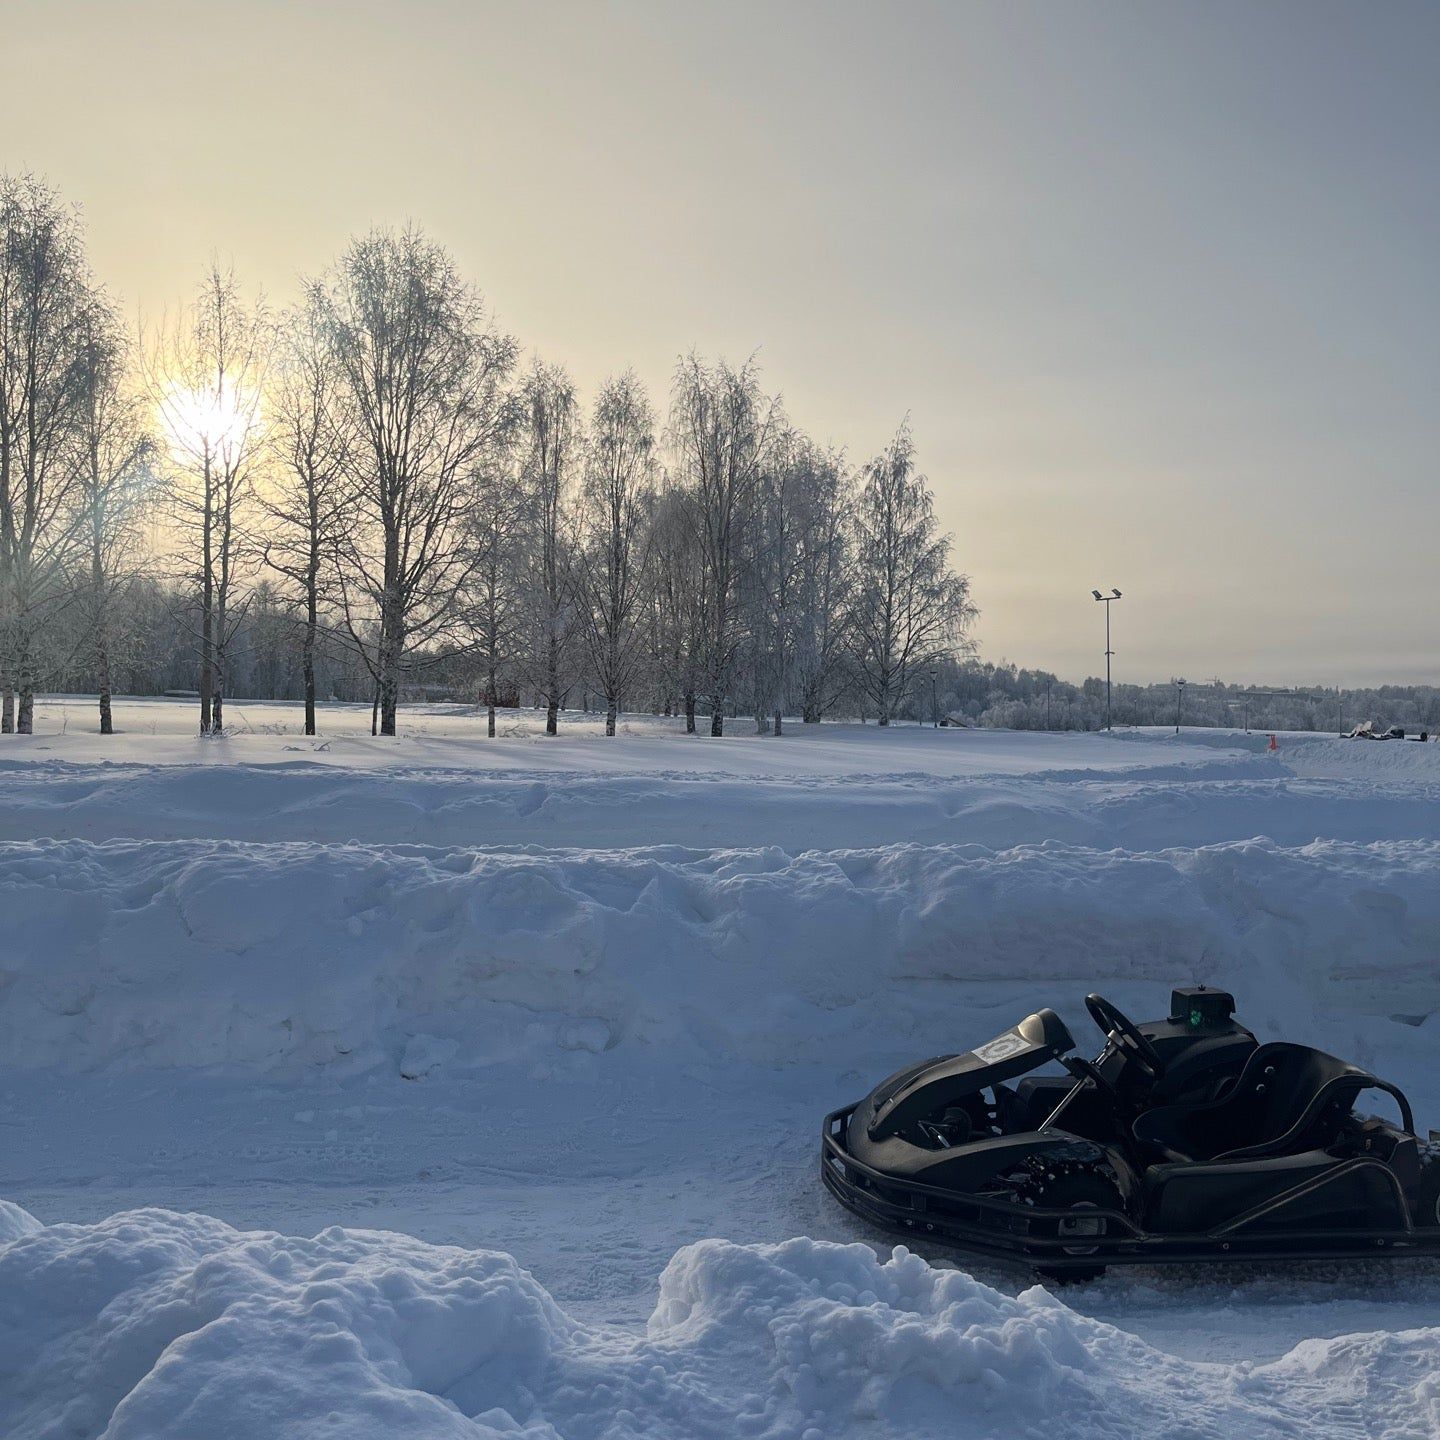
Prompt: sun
<box><xmin>158</xmin><ymin>377</ymin><xmax>259</xmax><ymax>464</ymax></box>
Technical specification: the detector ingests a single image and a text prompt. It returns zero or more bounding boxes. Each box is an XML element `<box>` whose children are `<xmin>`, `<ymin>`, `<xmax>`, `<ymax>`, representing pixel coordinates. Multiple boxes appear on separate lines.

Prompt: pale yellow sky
<box><xmin>4</xmin><ymin>0</ymin><xmax>1437</xmax><ymax>685</ymax></box>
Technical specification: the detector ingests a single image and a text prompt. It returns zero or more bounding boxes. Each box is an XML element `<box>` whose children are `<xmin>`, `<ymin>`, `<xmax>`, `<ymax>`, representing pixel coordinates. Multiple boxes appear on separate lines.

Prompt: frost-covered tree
<box><xmin>847</xmin><ymin>423</ymin><xmax>974</xmax><ymax>725</ymax></box>
<box><xmin>74</xmin><ymin>307</ymin><xmax>152</xmax><ymax>735</ymax></box>
<box><xmin>261</xmin><ymin>293</ymin><xmax>347</xmax><ymax>735</ymax></box>
<box><xmin>317</xmin><ymin>228</ymin><xmax>517</xmax><ymax>736</ymax></box>
<box><xmin>153</xmin><ymin>265</ymin><xmax>267</xmax><ymax>735</ymax></box>
<box><xmin>744</xmin><ymin>433</ymin><xmax>852</xmax><ymax>734</ymax></box>
<box><xmin>789</xmin><ymin>443</ymin><xmax>852</xmax><ymax>724</ymax></box>
<box><xmin>516</xmin><ymin>360</ymin><xmax>581</xmax><ymax>736</ymax></box>
<box><xmin>0</xmin><ymin>175</ymin><xmax>100</xmax><ymax>734</ymax></box>
<box><xmin>641</xmin><ymin>483</ymin><xmax>704</xmax><ymax>729</ymax></box>
<box><xmin>670</xmin><ymin>355</ymin><xmax>777</xmax><ymax>736</ymax></box>
<box><xmin>577</xmin><ymin>372</ymin><xmax>654</xmax><ymax>736</ymax></box>
<box><xmin>741</xmin><ymin>430</ymin><xmax>795</xmax><ymax>735</ymax></box>
<box><xmin>465</xmin><ymin>459</ymin><xmax>525</xmax><ymax>738</ymax></box>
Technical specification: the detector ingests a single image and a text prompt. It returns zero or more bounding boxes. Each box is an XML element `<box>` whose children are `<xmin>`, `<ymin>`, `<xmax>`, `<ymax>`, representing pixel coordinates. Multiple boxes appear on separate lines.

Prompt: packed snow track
<box><xmin>2</xmin><ymin>699</ymin><xmax>1438</xmax><ymax>1438</ymax></box>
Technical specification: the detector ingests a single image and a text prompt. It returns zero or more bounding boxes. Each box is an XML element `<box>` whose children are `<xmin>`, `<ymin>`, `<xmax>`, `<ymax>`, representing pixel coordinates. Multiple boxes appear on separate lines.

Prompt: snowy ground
<box><xmin>2</xmin><ymin>698</ymin><xmax>1439</xmax><ymax>1436</ymax></box>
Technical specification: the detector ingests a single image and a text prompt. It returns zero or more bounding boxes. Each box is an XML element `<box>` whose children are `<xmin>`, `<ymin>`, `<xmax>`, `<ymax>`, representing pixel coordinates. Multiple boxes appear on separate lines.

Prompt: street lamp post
<box><xmin>929</xmin><ymin>667</ymin><xmax>939</xmax><ymax>729</ymax></box>
<box><xmin>1174</xmin><ymin>677</ymin><xmax>1187</xmax><ymax>734</ymax></box>
<box><xmin>1091</xmin><ymin>589</ymin><xmax>1123</xmax><ymax>731</ymax></box>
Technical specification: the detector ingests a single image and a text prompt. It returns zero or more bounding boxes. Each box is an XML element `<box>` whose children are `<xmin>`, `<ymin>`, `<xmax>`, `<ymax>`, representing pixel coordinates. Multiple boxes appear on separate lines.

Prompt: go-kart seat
<box><xmin>1132</xmin><ymin>1042</ymin><xmax>1406</xmax><ymax>1165</ymax></box>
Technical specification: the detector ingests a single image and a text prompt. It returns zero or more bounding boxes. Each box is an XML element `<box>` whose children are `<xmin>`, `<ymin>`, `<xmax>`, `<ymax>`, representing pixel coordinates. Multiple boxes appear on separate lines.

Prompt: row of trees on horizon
<box><xmin>950</xmin><ymin>661</ymin><xmax>1440</xmax><ymax>735</ymax></box>
<box><xmin>0</xmin><ymin>173</ymin><xmax>975</xmax><ymax>740</ymax></box>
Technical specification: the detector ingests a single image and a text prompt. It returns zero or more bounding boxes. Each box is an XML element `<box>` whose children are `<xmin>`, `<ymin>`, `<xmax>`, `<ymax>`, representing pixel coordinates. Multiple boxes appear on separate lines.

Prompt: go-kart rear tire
<box><xmin>1023</xmin><ymin>1169</ymin><xmax>1125</xmax><ymax>1284</ymax></box>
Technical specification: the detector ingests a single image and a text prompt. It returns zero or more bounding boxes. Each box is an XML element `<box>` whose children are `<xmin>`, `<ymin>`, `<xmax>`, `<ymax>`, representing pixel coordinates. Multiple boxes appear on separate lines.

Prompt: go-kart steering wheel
<box><xmin>1085</xmin><ymin>994</ymin><xmax>1164</xmax><ymax>1081</ymax></box>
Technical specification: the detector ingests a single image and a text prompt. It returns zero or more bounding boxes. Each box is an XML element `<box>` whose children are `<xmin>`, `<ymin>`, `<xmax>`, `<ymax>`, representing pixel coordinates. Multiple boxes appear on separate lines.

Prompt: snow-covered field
<box><xmin>2</xmin><ymin>697</ymin><xmax>1439</xmax><ymax>1437</ymax></box>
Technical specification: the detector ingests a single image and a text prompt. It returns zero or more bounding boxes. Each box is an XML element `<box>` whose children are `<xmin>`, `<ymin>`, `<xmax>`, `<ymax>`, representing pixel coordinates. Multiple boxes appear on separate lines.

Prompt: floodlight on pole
<box><xmin>1092</xmin><ymin>588</ymin><xmax>1123</xmax><ymax>731</ymax></box>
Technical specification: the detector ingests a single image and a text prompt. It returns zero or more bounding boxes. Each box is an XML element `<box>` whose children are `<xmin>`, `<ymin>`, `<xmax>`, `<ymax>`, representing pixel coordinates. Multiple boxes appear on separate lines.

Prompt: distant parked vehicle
<box><xmin>1345</xmin><ymin>722</ymin><xmax>1410</xmax><ymax>740</ymax></box>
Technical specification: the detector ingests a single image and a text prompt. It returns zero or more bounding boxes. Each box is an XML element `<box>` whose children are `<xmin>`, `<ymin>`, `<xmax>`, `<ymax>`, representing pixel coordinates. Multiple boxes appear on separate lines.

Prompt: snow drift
<box><xmin>3</xmin><ymin>754</ymin><xmax>1438</xmax><ymax>852</ymax></box>
<box><xmin>1</xmin><ymin>1205</ymin><xmax>1436</xmax><ymax>1440</ymax></box>
<box><xmin>1</xmin><ymin>835</ymin><xmax>1438</xmax><ymax>1079</ymax></box>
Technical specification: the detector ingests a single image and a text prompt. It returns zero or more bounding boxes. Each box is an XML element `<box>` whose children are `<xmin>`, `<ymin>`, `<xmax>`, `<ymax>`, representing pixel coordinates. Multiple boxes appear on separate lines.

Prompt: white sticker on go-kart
<box><xmin>971</xmin><ymin>1032</ymin><xmax>1032</xmax><ymax>1064</ymax></box>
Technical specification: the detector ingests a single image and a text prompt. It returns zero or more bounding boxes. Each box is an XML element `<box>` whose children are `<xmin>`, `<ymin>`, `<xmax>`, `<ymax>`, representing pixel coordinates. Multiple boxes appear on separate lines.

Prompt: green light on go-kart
<box><xmin>1189</xmin><ymin>1009</ymin><xmax>1204</xmax><ymax>1028</ymax></box>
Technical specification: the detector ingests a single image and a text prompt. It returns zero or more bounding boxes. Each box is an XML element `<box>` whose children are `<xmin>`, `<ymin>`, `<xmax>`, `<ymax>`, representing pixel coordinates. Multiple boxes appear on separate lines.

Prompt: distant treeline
<box><xmin>39</xmin><ymin>608</ymin><xmax>1437</xmax><ymax>736</ymax></box>
<box><xmin>943</xmin><ymin>660</ymin><xmax>1439</xmax><ymax>734</ymax></box>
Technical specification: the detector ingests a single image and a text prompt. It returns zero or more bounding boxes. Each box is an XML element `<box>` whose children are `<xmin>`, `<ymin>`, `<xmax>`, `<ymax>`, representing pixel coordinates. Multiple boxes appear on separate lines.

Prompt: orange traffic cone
<box><xmin>1268</xmin><ymin>733</ymin><xmax>1278</xmax><ymax>752</ymax></box>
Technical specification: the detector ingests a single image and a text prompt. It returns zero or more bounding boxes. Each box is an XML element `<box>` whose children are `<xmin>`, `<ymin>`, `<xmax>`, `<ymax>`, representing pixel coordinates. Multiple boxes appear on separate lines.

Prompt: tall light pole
<box><xmin>928</xmin><ymin>667</ymin><xmax>939</xmax><ymax>728</ymax></box>
<box><xmin>1174</xmin><ymin>677</ymin><xmax>1187</xmax><ymax>734</ymax></box>
<box><xmin>1091</xmin><ymin>588</ymin><xmax>1122</xmax><ymax>731</ymax></box>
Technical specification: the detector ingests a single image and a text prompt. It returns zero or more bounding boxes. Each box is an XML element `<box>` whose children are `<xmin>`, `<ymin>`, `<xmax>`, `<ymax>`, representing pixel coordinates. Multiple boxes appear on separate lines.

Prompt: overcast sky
<box><xmin>4</xmin><ymin>0</ymin><xmax>1436</xmax><ymax>686</ymax></box>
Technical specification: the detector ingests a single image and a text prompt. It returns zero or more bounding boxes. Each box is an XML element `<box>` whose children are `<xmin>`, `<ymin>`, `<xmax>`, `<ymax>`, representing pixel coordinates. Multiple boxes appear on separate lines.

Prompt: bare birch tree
<box><xmin>847</xmin><ymin>422</ymin><xmax>975</xmax><ymax>724</ymax></box>
<box><xmin>466</xmin><ymin>458</ymin><xmax>525</xmax><ymax>738</ymax></box>
<box><xmin>578</xmin><ymin>372</ymin><xmax>654</xmax><ymax>736</ymax></box>
<box><xmin>317</xmin><ymin>228</ymin><xmax>516</xmax><ymax>736</ymax></box>
<box><xmin>154</xmin><ymin>265</ymin><xmax>267</xmax><ymax>735</ymax></box>
<box><xmin>641</xmin><ymin>483</ymin><xmax>704</xmax><ymax>729</ymax></box>
<box><xmin>0</xmin><ymin>175</ymin><xmax>97</xmax><ymax>733</ymax></box>
<box><xmin>75</xmin><ymin>307</ymin><xmax>152</xmax><ymax>735</ymax></box>
<box><xmin>789</xmin><ymin>443</ymin><xmax>851</xmax><ymax>723</ymax></box>
<box><xmin>261</xmin><ymin>293</ymin><xmax>347</xmax><ymax>735</ymax></box>
<box><xmin>669</xmin><ymin>355</ymin><xmax>777</xmax><ymax>736</ymax></box>
<box><xmin>516</xmin><ymin>360</ymin><xmax>580</xmax><ymax>736</ymax></box>
<box><xmin>745</xmin><ymin>429</ymin><xmax>837</xmax><ymax>737</ymax></box>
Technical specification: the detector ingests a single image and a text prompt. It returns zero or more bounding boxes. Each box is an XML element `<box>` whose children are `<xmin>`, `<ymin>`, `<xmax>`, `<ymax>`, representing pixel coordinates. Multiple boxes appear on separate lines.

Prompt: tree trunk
<box><xmin>92</xmin><ymin>539</ymin><xmax>113</xmax><ymax>735</ymax></box>
<box><xmin>377</xmin><ymin>597</ymin><xmax>402</xmax><ymax>737</ymax></box>
<box><xmin>199</xmin><ymin>640</ymin><xmax>213</xmax><ymax>733</ymax></box>
<box><xmin>773</xmin><ymin>708</ymin><xmax>783</xmax><ymax>737</ymax></box>
<box><xmin>710</xmin><ymin>703</ymin><xmax>724</xmax><ymax>738</ymax></box>
<box><xmin>199</xmin><ymin>458</ymin><xmax>214</xmax><ymax>735</ymax></box>
<box><xmin>15</xmin><ymin>639</ymin><xmax>34</xmax><ymax>734</ymax></box>
<box><xmin>371</xmin><ymin>680</ymin><xmax>380</xmax><ymax>736</ymax></box>
<box><xmin>98</xmin><ymin>645</ymin><xmax>113</xmax><ymax>736</ymax></box>
<box><xmin>1</xmin><ymin>673</ymin><xmax>12</xmax><ymax>733</ymax></box>
<box><xmin>379</xmin><ymin>669</ymin><xmax>398</xmax><ymax>735</ymax></box>
<box><xmin>302</xmin><ymin>583</ymin><xmax>317</xmax><ymax>737</ymax></box>
<box><xmin>377</xmin><ymin>517</ymin><xmax>403</xmax><ymax>735</ymax></box>
<box><xmin>605</xmin><ymin>697</ymin><xmax>617</xmax><ymax>738</ymax></box>
<box><xmin>545</xmin><ymin>637</ymin><xmax>559</xmax><ymax>736</ymax></box>
<box><xmin>213</xmin><ymin>592</ymin><xmax>227</xmax><ymax>735</ymax></box>
<box><xmin>684</xmin><ymin>692</ymin><xmax>696</xmax><ymax>734</ymax></box>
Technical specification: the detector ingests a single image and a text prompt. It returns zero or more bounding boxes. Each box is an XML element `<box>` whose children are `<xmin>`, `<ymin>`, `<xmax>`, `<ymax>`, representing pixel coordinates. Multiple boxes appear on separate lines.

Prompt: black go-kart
<box><xmin>822</xmin><ymin>986</ymin><xmax>1440</xmax><ymax>1279</ymax></box>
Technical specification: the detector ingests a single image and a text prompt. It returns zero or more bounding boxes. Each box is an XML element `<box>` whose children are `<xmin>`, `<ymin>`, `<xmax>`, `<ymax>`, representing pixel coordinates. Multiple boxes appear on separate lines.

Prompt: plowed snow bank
<box><xmin>3</xmin><ymin>759</ymin><xmax>1438</xmax><ymax>850</ymax></box>
<box><xmin>2</xmin><ymin>836</ymin><xmax>1437</xmax><ymax>1076</ymax></box>
<box><xmin>1</xmin><ymin>1206</ymin><xmax>1435</xmax><ymax>1440</ymax></box>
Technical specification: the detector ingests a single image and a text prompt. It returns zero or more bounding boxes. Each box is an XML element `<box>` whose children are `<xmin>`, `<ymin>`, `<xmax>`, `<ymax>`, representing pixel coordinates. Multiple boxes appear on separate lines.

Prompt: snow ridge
<box><xmin>1</xmin><ymin>1208</ymin><xmax>1435</xmax><ymax>1440</ymax></box>
<box><xmin>1</xmin><ymin>836</ymin><xmax>1436</xmax><ymax>1079</ymax></box>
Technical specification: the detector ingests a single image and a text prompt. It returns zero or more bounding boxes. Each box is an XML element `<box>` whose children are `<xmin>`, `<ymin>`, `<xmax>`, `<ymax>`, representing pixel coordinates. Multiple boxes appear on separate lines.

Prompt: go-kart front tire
<box><xmin>1021</xmin><ymin>1168</ymin><xmax>1125</xmax><ymax>1284</ymax></box>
